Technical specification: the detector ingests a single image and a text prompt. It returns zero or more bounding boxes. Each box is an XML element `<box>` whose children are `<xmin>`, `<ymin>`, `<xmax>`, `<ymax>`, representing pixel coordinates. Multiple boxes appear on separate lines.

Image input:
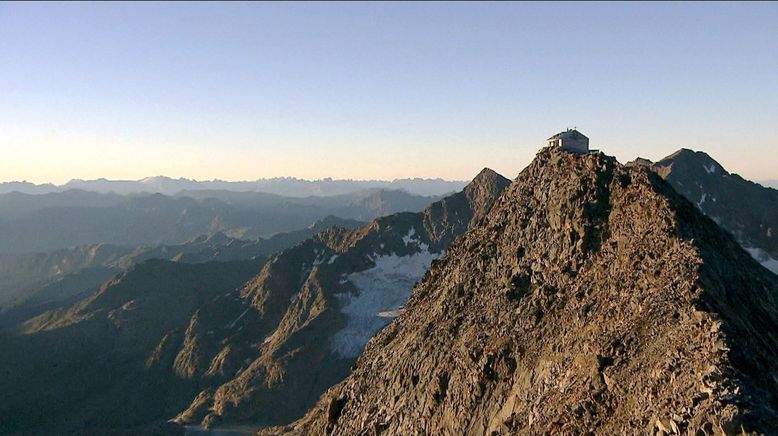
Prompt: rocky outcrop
<box><xmin>173</xmin><ymin>169</ymin><xmax>510</xmax><ymax>429</ymax></box>
<box><xmin>267</xmin><ymin>147</ymin><xmax>778</xmax><ymax>435</ymax></box>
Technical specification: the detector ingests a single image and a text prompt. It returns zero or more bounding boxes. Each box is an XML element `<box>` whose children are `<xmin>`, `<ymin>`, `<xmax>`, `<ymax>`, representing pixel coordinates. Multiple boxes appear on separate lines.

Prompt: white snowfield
<box><xmin>745</xmin><ymin>247</ymin><xmax>778</xmax><ymax>275</ymax></box>
<box><xmin>331</xmin><ymin>228</ymin><xmax>439</xmax><ymax>358</ymax></box>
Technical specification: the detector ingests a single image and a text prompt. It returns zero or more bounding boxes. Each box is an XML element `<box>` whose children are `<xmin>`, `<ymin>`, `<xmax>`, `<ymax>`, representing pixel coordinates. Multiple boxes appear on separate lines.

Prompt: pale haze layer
<box><xmin>1</xmin><ymin>2</ymin><xmax>776</xmax><ymax>184</ymax></box>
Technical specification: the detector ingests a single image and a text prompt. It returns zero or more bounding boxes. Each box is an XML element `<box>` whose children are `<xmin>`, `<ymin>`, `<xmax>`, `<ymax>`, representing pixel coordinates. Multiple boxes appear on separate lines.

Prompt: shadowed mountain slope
<box><xmin>646</xmin><ymin>149</ymin><xmax>778</xmax><ymax>274</ymax></box>
<box><xmin>0</xmin><ymin>259</ymin><xmax>264</xmax><ymax>434</ymax></box>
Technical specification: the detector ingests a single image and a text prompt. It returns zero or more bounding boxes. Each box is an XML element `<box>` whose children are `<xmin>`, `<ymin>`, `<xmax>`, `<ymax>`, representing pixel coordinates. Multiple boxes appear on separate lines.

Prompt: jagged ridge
<box><xmin>173</xmin><ymin>168</ymin><xmax>510</xmax><ymax>429</ymax></box>
<box><xmin>268</xmin><ymin>147</ymin><xmax>778</xmax><ymax>435</ymax></box>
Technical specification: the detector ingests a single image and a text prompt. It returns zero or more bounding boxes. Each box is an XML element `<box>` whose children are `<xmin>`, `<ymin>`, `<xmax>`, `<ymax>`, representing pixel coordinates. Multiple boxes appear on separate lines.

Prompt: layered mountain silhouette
<box><xmin>0</xmin><ymin>169</ymin><xmax>508</xmax><ymax>434</ymax></box>
<box><xmin>266</xmin><ymin>147</ymin><xmax>778</xmax><ymax>434</ymax></box>
<box><xmin>0</xmin><ymin>176</ymin><xmax>466</xmax><ymax>197</ymax></box>
<box><xmin>0</xmin><ymin>189</ymin><xmax>437</xmax><ymax>254</ymax></box>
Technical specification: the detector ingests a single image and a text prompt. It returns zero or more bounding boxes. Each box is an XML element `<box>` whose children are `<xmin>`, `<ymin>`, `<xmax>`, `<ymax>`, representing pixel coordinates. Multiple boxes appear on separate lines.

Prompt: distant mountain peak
<box><xmin>652</xmin><ymin>148</ymin><xmax>778</xmax><ymax>269</ymax></box>
<box><xmin>461</xmin><ymin>168</ymin><xmax>511</xmax><ymax>222</ymax></box>
<box><xmin>656</xmin><ymin>148</ymin><xmax>726</xmax><ymax>177</ymax></box>
<box><xmin>469</xmin><ymin>167</ymin><xmax>506</xmax><ymax>185</ymax></box>
<box><xmin>463</xmin><ymin>167</ymin><xmax>510</xmax><ymax>194</ymax></box>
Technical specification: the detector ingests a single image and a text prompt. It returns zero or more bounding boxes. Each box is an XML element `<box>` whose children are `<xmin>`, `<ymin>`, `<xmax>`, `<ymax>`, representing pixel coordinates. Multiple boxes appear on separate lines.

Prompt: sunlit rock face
<box><xmin>173</xmin><ymin>168</ymin><xmax>510</xmax><ymax>428</ymax></box>
<box><xmin>267</xmin><ymin>147</ymin><xmax>778</xmax><ymax>435</ymax></box>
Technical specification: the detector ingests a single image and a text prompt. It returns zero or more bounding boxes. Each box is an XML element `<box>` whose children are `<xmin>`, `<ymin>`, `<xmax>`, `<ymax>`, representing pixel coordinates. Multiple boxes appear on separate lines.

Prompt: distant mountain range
<box><xmin>0</xmin><ymin>188</ymin><xmax>439</xmax><ymax>254</ymax></box>
<box><xmin>0</xmin><ymin>168</ymin><xmax>508</xmax><ymax>434</ymax></box>
<box><xmin>0</xmin><ymin>176</ymin><xmax>468</xmax><ymax>197</ymax></box>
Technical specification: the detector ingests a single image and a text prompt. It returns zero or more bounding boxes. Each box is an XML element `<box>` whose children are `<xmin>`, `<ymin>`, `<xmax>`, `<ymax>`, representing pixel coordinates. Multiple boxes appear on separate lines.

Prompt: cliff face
<box><xmin>267</xmin><ymin>148</ymin><xmax>778</xmax><ymax>435</ymax></box>
<box><xmin>173</xmin><ymin>169</ymin><xmax>511</xmax><ymax>429</ymax></box>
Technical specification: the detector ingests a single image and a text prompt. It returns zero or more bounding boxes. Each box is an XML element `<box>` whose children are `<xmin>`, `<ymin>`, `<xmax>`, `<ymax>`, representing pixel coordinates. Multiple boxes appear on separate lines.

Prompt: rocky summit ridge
<box><xmin>263</xmin><ymin>147</ymin><xmax>778</xmax><ymax>435</ymax></box>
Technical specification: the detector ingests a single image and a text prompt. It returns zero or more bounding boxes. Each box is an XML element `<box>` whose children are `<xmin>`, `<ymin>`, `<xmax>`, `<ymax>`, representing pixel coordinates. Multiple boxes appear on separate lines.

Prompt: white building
<box><xmin>547</xmin><ymin>129</ymin><xmax>589</xmax><ymax>154</ymax></box>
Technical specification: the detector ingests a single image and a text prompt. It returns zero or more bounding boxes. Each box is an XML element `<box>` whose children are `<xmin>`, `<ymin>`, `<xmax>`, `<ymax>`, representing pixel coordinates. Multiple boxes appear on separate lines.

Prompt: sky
<box><xmin>1</xmin><ymin>2</ymin><xmax>776</xmax><ymax>184</ymax></box>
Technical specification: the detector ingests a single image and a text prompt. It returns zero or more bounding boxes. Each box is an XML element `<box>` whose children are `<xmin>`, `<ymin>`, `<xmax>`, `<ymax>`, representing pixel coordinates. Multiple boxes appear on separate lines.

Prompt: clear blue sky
<box><xmin>1</xmin><ymin>2</ymin><xmax>776</xmax><ymax>183</ymax></box>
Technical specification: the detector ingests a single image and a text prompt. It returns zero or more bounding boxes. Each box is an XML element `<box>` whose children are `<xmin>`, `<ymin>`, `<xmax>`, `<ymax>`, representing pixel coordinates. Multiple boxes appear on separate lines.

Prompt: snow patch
<box><xmin>327</xmin><ymin>254</ymin><xmax>339</xmax><ymax>264</ymax></box>
<box><xmin>400</xmin><ymin>227</ymin><xmax>431</xmax><ymax>253</ymax></box>
<box><xmin>744</xmin><ymin>247</ymin><xmax>778</xmax><ymax>275</ymax></box>
<box><xmin>704</xmin><ymin>163</ymin><xmax>717</xmax><ymax>174</ymax></box>
<box><xmin>312</xmin><ymin>248</ymin><xmax>327</xmax><ymax>266</ymax></box>
<box><xmin>331</xmin><ymin>248</ymin><xmax>439</xmax><ymax>358</ymax></box>
<box><xmin>402</xmin><ymin>228</ymin><xmax>417</xmax><ymax>246</ymax></box>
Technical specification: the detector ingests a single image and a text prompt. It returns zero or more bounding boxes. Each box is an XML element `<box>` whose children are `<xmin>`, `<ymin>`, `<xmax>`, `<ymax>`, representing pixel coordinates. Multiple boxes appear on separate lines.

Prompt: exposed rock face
<box><xmin>266</xmin><ymin>147</ymin><xmax>778</xmax><ymax>435</ymax></box>
<box><xmin>174</xmin><ymin>169</ymin><xmax>510</xmax><ymax>429</ymax></box>
<box><xmin>651</xmin><ymin>149</ymin><xmax>778</xmax><ymax>273</ymax></box>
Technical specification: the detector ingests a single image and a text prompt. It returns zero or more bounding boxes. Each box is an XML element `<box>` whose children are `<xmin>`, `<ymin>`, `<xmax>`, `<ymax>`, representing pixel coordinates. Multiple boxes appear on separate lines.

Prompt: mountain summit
<box><xmin>266</xmin><ymin>147</ymin><xmax>778</xmax><ymax>434</ymax></box>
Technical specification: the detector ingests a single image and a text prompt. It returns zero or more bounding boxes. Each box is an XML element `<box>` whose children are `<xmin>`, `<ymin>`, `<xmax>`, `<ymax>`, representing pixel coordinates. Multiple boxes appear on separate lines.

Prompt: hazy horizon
<box><xmin>2</xmin><ymin>2</ymin><xmax>777</xmax><ymax>184</ymax></box>
<box><xmin>2</xmin><ymin>153</ymin><xmax>778</xmax><ymax>188</ymax></box>
<box><xmin>0</xmin><ymin>174</ymin><xmax>470</xmax><ymax>185</ymax></box>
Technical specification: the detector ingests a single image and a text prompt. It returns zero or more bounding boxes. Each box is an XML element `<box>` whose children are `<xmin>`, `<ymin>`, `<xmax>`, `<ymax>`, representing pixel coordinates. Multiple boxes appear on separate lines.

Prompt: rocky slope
<box><xmin>0</xmin><ymin>216</ymin><xmax>362</xmax><ymax>313</ymax></box>
<box><xmin>0</xmin><ymin>258</ymin><xmax>264</xmax><ymax>434</ymax></box>
<box><xmin>172</xmin><ymin>168</ymin><xmax>511</xmax><ymax>429</ymax></box>
<box><xmin>645</xmin><ymin>149</ymin><xmax>778</xmax><ymax>273</ymax></box>
<box><xmin>266</xmin><ymin>147</ymin><xmax>778</xmax><ymax>435</ymax></box>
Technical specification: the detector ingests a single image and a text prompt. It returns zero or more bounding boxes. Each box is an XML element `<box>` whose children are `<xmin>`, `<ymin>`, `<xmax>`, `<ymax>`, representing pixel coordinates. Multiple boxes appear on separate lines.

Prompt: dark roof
<box><xmin>547</xmin><ymin>129</ymin><xmax>588</xmax><ymax>141</ymax></box>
